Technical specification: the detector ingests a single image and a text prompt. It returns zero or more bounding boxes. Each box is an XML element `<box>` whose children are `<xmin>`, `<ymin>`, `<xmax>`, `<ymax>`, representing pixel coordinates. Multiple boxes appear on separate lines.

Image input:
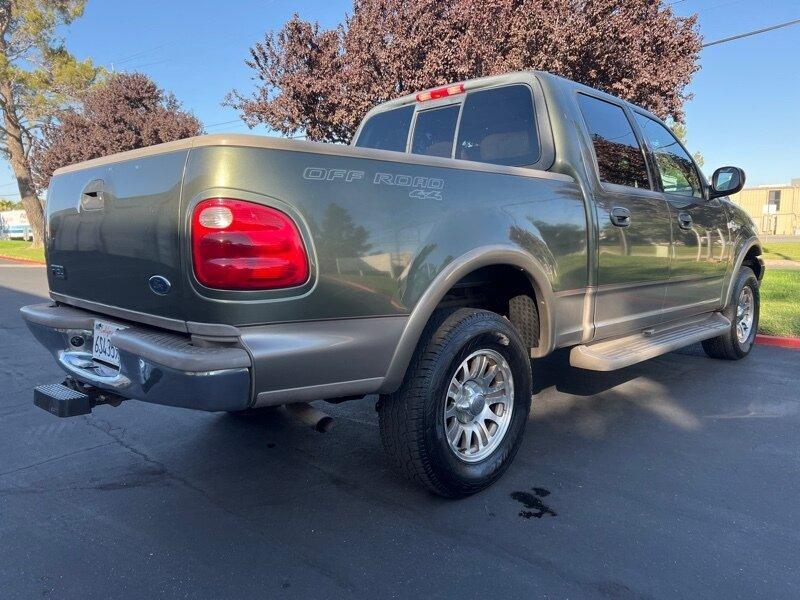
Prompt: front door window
<box><xmin>634</xmin><ymin>114</ymin><xmax>702</xmax><ymax>198</ymax></box>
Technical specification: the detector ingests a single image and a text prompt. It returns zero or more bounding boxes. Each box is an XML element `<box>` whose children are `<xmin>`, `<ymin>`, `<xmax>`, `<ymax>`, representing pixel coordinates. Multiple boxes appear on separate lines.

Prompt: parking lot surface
<box><xmin>1</xmin><ymin>258</ymin><xmax>798</xmax><ymax>599</ymax></box>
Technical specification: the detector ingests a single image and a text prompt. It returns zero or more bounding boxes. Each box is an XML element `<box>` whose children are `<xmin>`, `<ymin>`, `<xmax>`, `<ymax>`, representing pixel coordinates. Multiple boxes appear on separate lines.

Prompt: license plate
<box><xmin>92</xmin><ymin>321</ymin><xmax>127</xmax><ymax>367</ymax></box>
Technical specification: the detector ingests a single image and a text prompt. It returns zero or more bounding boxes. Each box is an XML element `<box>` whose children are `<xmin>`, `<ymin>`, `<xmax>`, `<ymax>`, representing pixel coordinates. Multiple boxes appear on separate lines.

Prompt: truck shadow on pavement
<box><xmin>192</xmin><ymin>343</ymin><xmax>712</xmax><ymax>513</ymax></box>
<box><xmin>3</xmin><ymin>277</ymin><xmax>713</xmax><ymax>509</ymax></box>
<box><xmin>533</xmin><ymin>348</ymin><xmax>659</xmax><ymax>397</ymax></box>
<box><xmin>0</xmin><ymin>277</ymin><xmax>760</xmax><ymax>514</ymax></box>
<box><xmin>4</xmin><ymin>271</ymin><xmax>799</xmax><ymax>597</ymax></box>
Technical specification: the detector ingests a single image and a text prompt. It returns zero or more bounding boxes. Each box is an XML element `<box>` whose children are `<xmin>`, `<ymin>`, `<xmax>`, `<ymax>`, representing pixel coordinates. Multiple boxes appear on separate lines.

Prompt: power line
<box><xmin>122</xmin><ymin>59</ymin><xmax>170</xmax><ymax>71</ymax></box>
<box><xmin>202</xmin><ymin>118</ymin><xmax>306</xmax><ymax>140</ymax></box>
<box><xmin>703</xmin><ymin>17</ymin><xmax>800</xmax><ymax>47</ymax></box>
<box><xmin>205</xmin><ymin>118</ymin><xmax>244</xmax><ymax>129</ymax></box>
<box><xmin>204</xmin><ymin>119</ymin><xmax>253</xmax><ymax>132</ymax></box>
<box><xmin>112</xmin><ymin>43</ymin><xmax>170</xmax><ymax>66</ymax></box>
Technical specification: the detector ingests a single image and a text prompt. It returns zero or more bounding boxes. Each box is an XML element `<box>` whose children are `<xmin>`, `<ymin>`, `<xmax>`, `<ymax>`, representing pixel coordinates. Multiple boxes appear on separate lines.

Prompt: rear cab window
<box><xmin>411</xmin><ymin>105</ymin><xmax>460</xmax><ymax>158</ymax></box>
<box><xmin>355</xmin><ymin>83</ymin><xmax>542</xmax><ymax>168</ymax></box>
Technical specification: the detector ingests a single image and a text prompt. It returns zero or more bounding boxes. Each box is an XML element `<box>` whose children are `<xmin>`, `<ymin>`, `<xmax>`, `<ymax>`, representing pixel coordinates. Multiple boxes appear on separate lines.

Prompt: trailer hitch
<box><xmin>33</xmin><ymin>378</ymin><xmax>126</xmax><ymax>418</ymax></box>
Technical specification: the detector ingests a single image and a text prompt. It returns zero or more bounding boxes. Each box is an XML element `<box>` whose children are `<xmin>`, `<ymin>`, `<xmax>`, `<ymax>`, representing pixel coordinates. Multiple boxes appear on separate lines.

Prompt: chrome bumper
<box><xmin>20</xmin><ymin>303</ymin><xmax>251</xmax><ymax>412</ymax></box>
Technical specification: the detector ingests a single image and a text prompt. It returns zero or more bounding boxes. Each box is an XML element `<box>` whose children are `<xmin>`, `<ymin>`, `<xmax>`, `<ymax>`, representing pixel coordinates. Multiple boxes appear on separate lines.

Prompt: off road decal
<box><xmin>303</xmin><ymin>167</ymin><xmax>364</xmax><ymax>183</ymax></box>
<box><xmin>303</xmin><ymin>167</ymin><xmax>444</xmax><ymax>201</ymax></box>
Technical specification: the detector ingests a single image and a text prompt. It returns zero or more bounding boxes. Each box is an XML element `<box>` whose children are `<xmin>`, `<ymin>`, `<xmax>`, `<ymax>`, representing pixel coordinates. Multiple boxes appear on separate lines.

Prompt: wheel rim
<box><xmin>444</xmin><ymin>348</ymin><xmax>514</xmax><ymax>463</ymax></box>
<box><xmin>736</xmin><ymin>286</ymin><xmax>755</xmax><ymax>344</ymax></box>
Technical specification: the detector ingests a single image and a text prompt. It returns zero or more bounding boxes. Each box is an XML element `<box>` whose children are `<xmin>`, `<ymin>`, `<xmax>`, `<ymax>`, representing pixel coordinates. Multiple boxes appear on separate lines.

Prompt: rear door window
<box><xmin>577</xmin><ymin>94</ymin><xmax>651</xmax><ymax>190</ymax></box>
<box><xmin>355</xmin><ymin>105</ymin><xmax>414</xmax><ymax>152</ymax></box>
<box><xmin>410</xmin><ymin>105</ymin><xmax>460</xmax><ymax>158</ymax></box>
<box><xmin>456</xmin><ymin>85</ymin><xmax>540</xmax><ymax>166</ymax></box>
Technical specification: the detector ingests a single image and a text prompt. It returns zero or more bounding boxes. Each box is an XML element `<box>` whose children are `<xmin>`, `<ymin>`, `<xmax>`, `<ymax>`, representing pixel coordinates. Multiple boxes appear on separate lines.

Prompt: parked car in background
<box><xmin>0</xmin><ymin>209</ymin><xmax>33</xmax><ymax>241</ymax></box>
<box><xmin>21</xmin><ymin>71</ymin><xmax>762</xmax><ymax>497</ymax></box>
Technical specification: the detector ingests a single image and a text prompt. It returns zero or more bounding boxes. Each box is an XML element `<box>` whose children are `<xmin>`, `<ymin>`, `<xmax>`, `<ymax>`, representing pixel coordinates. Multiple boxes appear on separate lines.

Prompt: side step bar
<box><xmin>570</xmin><ymin>313</ymin><xmax>731</xmax><ymax>371</ymax></box>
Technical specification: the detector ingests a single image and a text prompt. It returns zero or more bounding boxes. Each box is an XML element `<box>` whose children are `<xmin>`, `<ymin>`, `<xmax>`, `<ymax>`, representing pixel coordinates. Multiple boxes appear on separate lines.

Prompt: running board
<box><xmin>570</xmin><ymin>313</ymin><xmax>731</xmax><ymax>371</ymax></box>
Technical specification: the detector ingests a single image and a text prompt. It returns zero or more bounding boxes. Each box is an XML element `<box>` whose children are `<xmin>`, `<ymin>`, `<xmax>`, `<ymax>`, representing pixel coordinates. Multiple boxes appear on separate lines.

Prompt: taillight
<box><xmin>416</xmin><ymin>83</ymin><xmax>465</xmax><ymax>103</ymax></box>
<box><xmin>191</xmin><ymin>198</ymin><xmax>309</xmax><ymax>290</ymax></box>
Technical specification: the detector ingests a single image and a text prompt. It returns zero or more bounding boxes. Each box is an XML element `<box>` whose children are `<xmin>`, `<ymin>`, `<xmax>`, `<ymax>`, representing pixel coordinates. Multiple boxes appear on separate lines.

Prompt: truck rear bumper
<box><xmin>20</xmin><ymin>303</ymin><xmax>251</xmax><ymax>412</ymax></box>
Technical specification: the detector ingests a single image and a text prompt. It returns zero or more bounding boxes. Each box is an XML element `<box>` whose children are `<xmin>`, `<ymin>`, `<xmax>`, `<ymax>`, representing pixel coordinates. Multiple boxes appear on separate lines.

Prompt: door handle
<box><xmin>610</xmin><ymin>206</ymin><xmax>631</xmax><ymax>228</ymax></box>
<box><xmin>678</xmin><ymin>211</ymin><xmax>693</xmax><ymax>230</ymax></box>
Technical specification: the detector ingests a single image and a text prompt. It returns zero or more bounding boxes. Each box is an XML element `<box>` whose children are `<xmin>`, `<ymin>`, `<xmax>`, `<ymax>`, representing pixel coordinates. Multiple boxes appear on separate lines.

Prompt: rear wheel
<box><xmin>378</xmin><ymin>308</ymin><xmax>532</xmax><ymax>498</ymax></box>
<box><xmin>702</xmin><ymin>267</ymin><xmax>759</xmax><ymax>360</ymax></box>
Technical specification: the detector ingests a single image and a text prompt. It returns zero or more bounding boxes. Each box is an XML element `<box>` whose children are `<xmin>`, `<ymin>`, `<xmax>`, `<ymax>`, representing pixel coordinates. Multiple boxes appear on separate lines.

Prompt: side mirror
<box><xmin>709</xmin><ymin>166</ymin><xmax>745</xmax><ymax>199</ymax></box>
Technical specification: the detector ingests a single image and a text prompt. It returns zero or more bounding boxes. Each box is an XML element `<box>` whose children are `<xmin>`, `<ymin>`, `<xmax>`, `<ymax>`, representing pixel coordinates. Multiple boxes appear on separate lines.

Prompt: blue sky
<box><xmin>1</xmin><ymin>0</ymin><xmax>798</xmax><ymax>199</ymax></box>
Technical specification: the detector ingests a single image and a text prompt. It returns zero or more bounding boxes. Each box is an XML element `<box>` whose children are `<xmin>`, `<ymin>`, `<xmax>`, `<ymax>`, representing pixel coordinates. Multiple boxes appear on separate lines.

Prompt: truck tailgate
<box><xmin>46</xmin><ymin>150</ymin><xmax>188</xmax><ymax>321</ymax></box>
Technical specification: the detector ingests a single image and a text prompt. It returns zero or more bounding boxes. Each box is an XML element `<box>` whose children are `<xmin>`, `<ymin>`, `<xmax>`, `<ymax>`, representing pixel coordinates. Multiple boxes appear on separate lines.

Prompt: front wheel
<box><xmin>378</xmin><ymin>308</ymin><xmax>532</xmax><ymax>498</ymax></box>
<box><xmin>702</xmin><ymin>266</ymin><xmax>760</xmax><ymax>360</ymax></box>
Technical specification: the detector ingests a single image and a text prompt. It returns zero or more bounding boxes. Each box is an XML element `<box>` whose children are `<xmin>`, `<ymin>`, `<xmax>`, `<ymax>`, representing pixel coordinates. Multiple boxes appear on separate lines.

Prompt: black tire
<box><xmin>378</xmin><ymin>308</ymin><xmax>533</xmax><ymax>498</ymax></box>
<box><xmin>702</xmin><ymin>266</ymin><xmax>759</xmax><ymax>360</ymax></box>
<box><xmin>508</xmin><ymin>294</ymin><xmax>540</xmax><ymax>349</ymax></box>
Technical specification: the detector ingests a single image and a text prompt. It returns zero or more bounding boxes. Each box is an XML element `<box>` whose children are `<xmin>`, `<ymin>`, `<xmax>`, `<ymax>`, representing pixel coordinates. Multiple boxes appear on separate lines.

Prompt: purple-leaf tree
<box><xmin>32</xmin><ymin>73</ymin><xmax>202</xmax><ymax>190</ymax></box>
<box><xmin>228</xmin><ymin>0</ymin><xmax>701</xmax><ymax>144</ymax></box>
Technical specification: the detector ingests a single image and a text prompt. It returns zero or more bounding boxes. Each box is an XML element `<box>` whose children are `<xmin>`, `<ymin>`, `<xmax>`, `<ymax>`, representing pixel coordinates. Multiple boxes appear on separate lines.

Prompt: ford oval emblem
<box><xmin>148</xmin><ymin>275</ymin><xmax>171</xmax><ymax>296</ymax></box>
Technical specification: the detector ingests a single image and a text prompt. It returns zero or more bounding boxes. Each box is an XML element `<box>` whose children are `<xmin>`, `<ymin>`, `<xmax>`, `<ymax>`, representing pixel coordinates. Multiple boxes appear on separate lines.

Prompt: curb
<box><xmin>755</xmin><ymin>334</ymin><xmax>800</xmax><ymax>350</ymax></box>
<box><xmin>0</xmin><ymin>254</ymin><xmax>45</xmax><ymax>265</ymax></box>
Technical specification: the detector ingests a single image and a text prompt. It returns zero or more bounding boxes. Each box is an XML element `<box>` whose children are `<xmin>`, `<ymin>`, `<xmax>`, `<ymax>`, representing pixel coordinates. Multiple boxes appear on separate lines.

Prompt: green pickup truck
<box><xmin>22</xmin><ymin>71</ymin><xmax>763</xmax><ymax>497</ymax></box>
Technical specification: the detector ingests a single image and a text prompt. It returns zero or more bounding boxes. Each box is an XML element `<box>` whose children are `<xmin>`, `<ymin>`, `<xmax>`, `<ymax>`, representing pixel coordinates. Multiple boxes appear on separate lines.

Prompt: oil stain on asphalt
<box><xmin>511</xmin><ymin>487</ymin><xmax>557</xmax><ymax>519</ymax></box>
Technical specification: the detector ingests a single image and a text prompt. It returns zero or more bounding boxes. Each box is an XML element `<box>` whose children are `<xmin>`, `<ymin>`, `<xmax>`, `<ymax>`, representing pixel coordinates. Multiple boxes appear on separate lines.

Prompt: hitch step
<box><xmin>34</xmin><ymin>383</ymin><xmax>93</xmax><ymax>418</ymax></box>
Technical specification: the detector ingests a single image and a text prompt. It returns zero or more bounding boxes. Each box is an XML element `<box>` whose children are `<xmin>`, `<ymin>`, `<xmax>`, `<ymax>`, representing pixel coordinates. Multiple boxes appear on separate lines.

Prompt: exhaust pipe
<box><xmin>285</xmin><ymin>402</ymin><xmax>334</xmax><ymax>433</ymax></box>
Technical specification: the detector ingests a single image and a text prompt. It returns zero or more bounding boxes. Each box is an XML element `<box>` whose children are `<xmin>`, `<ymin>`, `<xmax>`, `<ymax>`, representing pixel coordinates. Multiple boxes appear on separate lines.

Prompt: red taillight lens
<box><xmin>416</xmin><ymin>83</ymin><xmax>465</xmax><ymax>103</ymax></box>
<box><xmin>191</xmin><ymin>198</ymin><xmax>309</xmax><ymax>290</ymax></box>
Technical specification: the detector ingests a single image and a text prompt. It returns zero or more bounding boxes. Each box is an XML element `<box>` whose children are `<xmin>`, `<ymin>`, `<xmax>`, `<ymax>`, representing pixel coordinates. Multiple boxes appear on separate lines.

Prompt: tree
<box><xmin>317</xmin><ymin>203</ymin><xmax>372</xmax><ymax>260</ymax></box>
<box><xmin>0</xmin><ymin>197</ymin><xmax>19</xmax><ymax>210</ymax></box>
<box><xmin>32</xmin><ymin>72</ymin><xmax>203</xmax><ymax>189</ymax></box>
<box><xmin>228</xmin><ymin>0</ymin><xmax>702</xmax><ymax>144</ymax></box>
<box><xmin>0</xmin><ymin>1</ymin><xmax>99</xmax><ymax>246</ymax></box>
<box><xmin>670</xmin><ymin>121</ymin><xmax>704</xmax><ymax>168</ymax></box>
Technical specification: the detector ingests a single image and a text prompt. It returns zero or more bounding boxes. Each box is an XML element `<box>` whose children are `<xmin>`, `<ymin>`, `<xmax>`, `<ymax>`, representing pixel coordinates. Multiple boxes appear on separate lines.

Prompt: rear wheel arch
<box><xmin>380</xmin><ymin>246</ymin><xmax>555</xmax><ymax>394</ymax></box>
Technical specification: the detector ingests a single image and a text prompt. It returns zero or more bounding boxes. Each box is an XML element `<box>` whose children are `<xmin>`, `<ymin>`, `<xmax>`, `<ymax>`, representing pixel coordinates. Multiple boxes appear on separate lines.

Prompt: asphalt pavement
<box><xmin>1</xmin><ymin>258</ymin><xmax>799</xmax><ymax>599</ymax></box>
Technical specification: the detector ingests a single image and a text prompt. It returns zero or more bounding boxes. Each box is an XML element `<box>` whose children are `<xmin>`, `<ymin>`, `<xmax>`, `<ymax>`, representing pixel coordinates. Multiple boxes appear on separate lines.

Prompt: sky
<box><xmin>1</xmin><ymin>0</ymin><xmax>798</xmax><ymax>200</ymax></box>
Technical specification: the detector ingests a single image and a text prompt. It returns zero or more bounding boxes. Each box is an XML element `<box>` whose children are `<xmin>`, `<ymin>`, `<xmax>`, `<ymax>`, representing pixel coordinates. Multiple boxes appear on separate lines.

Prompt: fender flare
<box><xmin>379</xmin><ymin>245</ymin><xmax>556</xmax><ymax>393</ymax></box>
<box><xmin>722</xmin><ymin>236</ymin><xmax>762</xmax><ymax>307</ymax></box>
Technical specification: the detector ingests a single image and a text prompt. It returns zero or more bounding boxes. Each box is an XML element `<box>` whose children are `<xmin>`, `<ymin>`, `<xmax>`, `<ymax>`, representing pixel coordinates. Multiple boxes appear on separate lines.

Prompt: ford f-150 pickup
<box><xmin>22</xmin><ymin>71</ymin><xmax>763</xmax><ymax>497</ymax></box>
